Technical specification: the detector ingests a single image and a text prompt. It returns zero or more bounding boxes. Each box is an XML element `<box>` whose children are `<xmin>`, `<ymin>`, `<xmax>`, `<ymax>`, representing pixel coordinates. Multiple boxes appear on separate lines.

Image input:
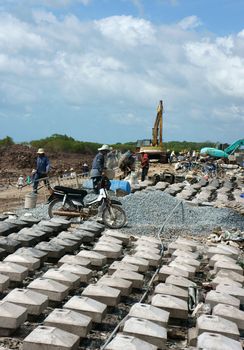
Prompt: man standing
<box><xmin>140</xmin><ymin>152</ymin><xmax>149</xmax><ymax>181</ymax></box>
<box><xmin>33</xmin><ymin>148</ymin><xmax>50</xmax><ymax>193</ymax></box>
<box><xmin>90</xmin><ymin>144</ymin><xmax>110</xmax><ymax>193</ymax></box>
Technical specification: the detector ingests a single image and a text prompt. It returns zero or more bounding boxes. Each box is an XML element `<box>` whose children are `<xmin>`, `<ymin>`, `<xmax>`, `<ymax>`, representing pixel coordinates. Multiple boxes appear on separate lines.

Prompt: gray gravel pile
<box><xmin>121</xmin><ymin>189</ymin><xmax>244</xmax><ymax>236</ymax></box>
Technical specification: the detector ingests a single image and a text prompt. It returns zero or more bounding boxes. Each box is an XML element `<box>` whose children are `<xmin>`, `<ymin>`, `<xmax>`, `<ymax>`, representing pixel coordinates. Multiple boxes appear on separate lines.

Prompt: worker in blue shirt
<box><xmin>90</xmin><ymin>144</ymin><xmax>110</xmax><ymax>193</ymax></box>
<box><xmin>33</xmin><ymin>148</ymin><xmax>50</xmax><ymax>193</ymax></box>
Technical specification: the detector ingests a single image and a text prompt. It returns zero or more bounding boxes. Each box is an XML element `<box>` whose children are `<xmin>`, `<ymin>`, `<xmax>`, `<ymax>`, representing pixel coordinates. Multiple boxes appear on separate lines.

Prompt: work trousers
<box><xmin>33</xmin><ymin>173</ymin><xmax>50</xmax><ymax>192</ymax></box>
<box><xmin>141</xmin><ymin>167</ymin><xmax>149</xmax><ymax>182</ymax></box>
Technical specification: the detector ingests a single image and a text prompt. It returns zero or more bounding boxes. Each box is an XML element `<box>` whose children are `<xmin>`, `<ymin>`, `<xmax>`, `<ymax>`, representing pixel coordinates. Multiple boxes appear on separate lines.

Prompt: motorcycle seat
<box><xmin>54</xmin><ymin>186</ymin><xmax>88</xmax><ymax>196</ymax></box>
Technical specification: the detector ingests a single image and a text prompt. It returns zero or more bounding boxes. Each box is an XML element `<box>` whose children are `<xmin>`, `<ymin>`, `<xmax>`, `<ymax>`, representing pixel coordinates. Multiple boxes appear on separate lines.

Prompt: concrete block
<box><xmin>154</xmin><ymin>283</ymin><xmax>188</xmax><ymax>302</ymax></box>
<box><xmin>134</xmin><ymin>251</ymin><xmax>161</xmax><ymax>267</ymax></box>
<box><xmin>169</xmin><ymin>261</ymin><xmax>196</xmax><ymax>278</ymax></box>
<box><xmin>197</xmin><ymin>332</ymin><xmax>242</xmax><ymax>350</ymax></box>
<box><xmin>165</xmin><ymin>275</ymin><xmax>197</xmax><ymax>290</ymax></box>
<box><xmin>121</xmin><ymin>256</ymin><xmax>149</xmax><ymax>273</ymax></box>
<box><xmin>39</xmin><ymin>220</ymin><xmax>63</xmax><ymax>232</ymax></box>
<box><xmin>35</xmin><ymin>242</ymin><xmax>66</xmax><ymax>259</ymax></box>
<box><xmin>168</xmin><ymin>242</ymin><xmax>194</xmax><ymax>254</ymax></box>
<box><xmin>0</xmin><ymin>273</ymin><xmax>10</xmax><ymax>292</ymax></box>
<box><xmin>50</xmin><ymin>238</ymin><xmax>79</xmax><ymax>253</ymax></box>
<box><xmin>15</xmin><ymin>247</ymin><xmax>48</xmax><ymax>263</ymax></box>
<box><xmin>134</xmin><ymin>239</ymin><xmax>160</xmax><ymax>250</ymax></box>
<box><xmin>209</xmin><ymin>254</ymin><xmax>237</xmax><ymax>267</ymax></box>
<box><xmin>108</xmin><ymin>261</ymin><xmax>139</xmax><ymax>274</ymax></box>
<box><xmin>27</xmin><ymin>277</ymin><xmax>69</xmax><ymax>302</ymax></box>
<box><xmin>213</xmin><ymin>303</ymin><xmax>244</xmax><ymax>331</ymax></box>
<box><xmin>112</xmin><ymin>269</ymin><xmax>144</xmax><ymax>289</ymax></box>
<box><xmin>214</xmin><ymin>261</ymin><xmax>243</xmax><ymax>275</ymax></box>
<box><xmin>173</xmin><ymin>256</ymin><xmax>201</xmax><ymax>271</ymax></box>
<box><xmin>211</xmin><ymin>276</ymin><xmax>242</xmax><ymax>289</ymax></box>
<box><xmin>82</xmin><ymin>284</ymin><xmax>121</xmax><ymax>306</ymax></box>
<box><xmin>50</xmin><ymin>217</ymin><xmax>71</xmax><ymax>230</ymax></box>
<box><xmin>0</xmin><ymin>222</ymin><xmax>19</xmax><ymax>236</ymax></box>
<box><xmin>23</xmin><ymin>326</ymin><xmax>79</xmax><ymax>350</ymax></box>
<box><xmin>4</xmin><ymin>254</ymin><xmax>40</xmax><ymax>271</ymax></box>
<box><xmin>5</xmin><ymin>218</ymin><xmax>29</xmax><ymax>230</ymax></box>
<box><xmin>205</xmin><ymin>290</ymin><xmax>240</xmax><ymax>309</ymax></box>
<box><xmin>44</xmin><ymin>308</ymin><xmax>92</xmax><ymax>337</ymax></box>
<box><xmin>216</xmin><ymin>283</ymin><xmax>244</xmax><ymax>304</ymax></box>
<box><xmin>93</xmin><ymin>242</ymin><xmax>122</xmax><ymax>259</ymax></box>
<box><xmin>0</xmin><ymin>237</ymin><xmax>21</xmax><ymax>253</ymax></box>
<box><xmin>73</xmin><ymin>229</ymin><xmax>95</xmax><ymax>242</ymax></box>
<box><xmin>0</xmin><ymin>301</ymin><xmax>27</xmax><ymax>335</ymax></box>
<box><xmin>172</xmin><ymin>249</ymin><xmax>199</xmax><ymax>260</ymax></box>
<box><xmin>133</xmin><ymin>245</ymin><xmax>161</xmax><ymax>255</ymax></box>
<box><xmin>42</xmin><ymin>268</ymin><xmax>80</xmax><ymax>289</ymax></box>
<box><xmin>105</xmin><ymin>333</ymin><xmax>157</xmax><ymax>350</ymax></box>
<box><xmin>3</xmin><ymin>288</ymin><xmax>48</xmax><ymax>316</ymax></box>
<box><xmin>151</xmin><ymin>294</ymin><xmax>188</xmax><ymax>320</ymax></box>
<box><xmin>175</xmin><ymin>238</ymin><xmax>198</xmax><ymax>251</ymax></box>
<box><xmin>64</xmin><ymin>295</ymin><xmax>107</xmax><ymax>323</ymax></box>
<box><xmin>99</xmin><ymin>235</ymin><xmax>123</xmax><ymax>246</ymax></box>
<box><xmin>0</xmin><ymin>262</ymin><xmax>28</xmax><ymax>282</ymax></box>
<box><xmin>216</xmin><ymin>244</ymin><xmax>240</xmax><ymax>259</ymax></box>
<box><xmin>58</xmin><ymin>231</ymin><xmax>83</xmax><ymax>243</ymax></box>
<box><xmin>97</xmin><ymin>275</ymin><xmax>132</xmax><ymax>296</ymax></box>
<box><xmin>80</xmin><ymin>222</ymin><xmax>104</xmax><ymax>234</ymax></box>
<box><xmin>9</xmin><ymin>232</ymin><xmax>36</xmax><ymax>247</ymax></box>
<box><xmin>207</xmin><ymin>246</ymin><xmax>239</xmax><ymax>259</ymax></box>
<box><xmin>59</xmin><ymin>263</ymin><xmax>92</xmax><ymax>283</ymax></box>
<box><xmin>103</xmin><ymin>229</ymin><xmax>130</xmax><ymax>244</ymax></box>
<box><xmin>196</xmin><ymin>314</ymin><xmax>239</xmax><ymax>340</ymax></box>
<box><xmin>158</xmin><ymin>265</ymin><xmax>190</xmax><ymax>281</ymax></box>
<box><xmin>128</xmin><ymin>303</ymin><xmax>169</xmax><ymax>328</ymax></box>
<box><xmin>19</xmin><ymin>215</ymin><xmax>40</xmax><ymax>225</ymax></box>
<box><xmin>137</xmin><ymin>236</ymin><xmax>161</xmax><ymax>248</ymax></box>
<box><xmin>77</xmin><ymin>250</ymin><xmax>107</xmax><ymax>267</ymax></box>
<box><xmin>19</xmin><ymin>227</ymin><xmax>48</xmax><ymax>241</ymax></box>
<box><xmin>216</xmin><ymin>270</ymin><xmax>244</xmax><ymax>284</ymax></box>
<box><xmin>57</xmin><ymin>254</ymin><xmax>91</xmax><ymax>268</ymax></box>
<box><xmin>123</xmin><ymin>317</ymin><xmax>167</xmax><ymax>349</ymax></box>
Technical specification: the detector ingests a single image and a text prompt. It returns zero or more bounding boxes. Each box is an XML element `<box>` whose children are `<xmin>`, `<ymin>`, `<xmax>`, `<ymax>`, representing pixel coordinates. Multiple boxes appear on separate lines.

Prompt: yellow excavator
<box><xmin>136</xmin><ymin>100</ymin><xmax>167</xmax><ymax>162</ymax></box>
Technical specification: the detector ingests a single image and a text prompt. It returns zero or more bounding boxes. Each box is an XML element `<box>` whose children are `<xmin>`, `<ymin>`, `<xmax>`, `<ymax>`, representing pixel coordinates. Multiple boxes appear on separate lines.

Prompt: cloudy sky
<box><xmin>0</xmin><ymin>0</ymin><xmax>244</xmax><ymax>144</ymax></box>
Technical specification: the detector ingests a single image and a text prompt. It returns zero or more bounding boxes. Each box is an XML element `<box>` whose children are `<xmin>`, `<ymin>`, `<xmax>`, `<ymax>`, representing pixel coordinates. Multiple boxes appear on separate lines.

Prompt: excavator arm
<box><xmin>224</xmin><ymin>139</ymin><xmax>244</xmax><ymax>155</ymax></box>
<box><xmin>152</xmin><ymin>100</ymin><xmax>163</xmax><ymax>146</ymax></box>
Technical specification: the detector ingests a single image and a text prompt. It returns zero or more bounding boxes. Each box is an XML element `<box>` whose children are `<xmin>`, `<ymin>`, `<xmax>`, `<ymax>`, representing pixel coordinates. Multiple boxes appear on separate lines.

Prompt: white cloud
<box><xmin>178</xmin><ymin>16</ymin><xmax>202</xmax><ymax>30</ymax></box>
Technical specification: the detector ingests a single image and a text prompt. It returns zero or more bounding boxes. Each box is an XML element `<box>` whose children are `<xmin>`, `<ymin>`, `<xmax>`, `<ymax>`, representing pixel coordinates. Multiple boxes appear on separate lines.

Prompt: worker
<box><xmin>90</xmin><ymin>144</ymin><xmax>110</xmax><ymax>193</ymax></box>
<box><xmin>140</xmin><ymin>152</ymin><xmax>149</xmax><ymax>181</ymax></box>
<box><xmin>32</xmin><ymin>148</ymin><xmax>50</xmax><ymax>194</ymax></box>
<box><xmin>17</xmin><ymin>175</ymin><xmax>24</xmax><ymax>189</ymax></box>
<box><xmin>118</xmin><ymin>150</ymin><xmax>136</xmax><ymax>178</ymax></box>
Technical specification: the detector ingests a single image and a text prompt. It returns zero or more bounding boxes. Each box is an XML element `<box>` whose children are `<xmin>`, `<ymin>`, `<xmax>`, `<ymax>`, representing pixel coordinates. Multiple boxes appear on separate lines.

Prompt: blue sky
<box><xmin>0</xmin><ymin>0</ymin><xmax>244</xmax><ymax>144</ymax></box>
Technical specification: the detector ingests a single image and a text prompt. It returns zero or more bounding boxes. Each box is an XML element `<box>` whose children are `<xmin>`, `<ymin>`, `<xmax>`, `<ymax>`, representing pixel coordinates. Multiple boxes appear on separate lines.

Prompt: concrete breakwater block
<box><xmin>58</xmin><ymin>254</ymin><xmax>91</xmax><ymax>268</ymax></box>
<box><xmin>133</xmin><ymin>245</ymin><xmax>160</xmax><ymax>255</ymax></box>
<box><xmin>93</xmin><ymin>242</ymin><xmax>122</xmax><ymax>259</ymax></box>
<box><xmin>19</xmin><ymin>216</ymin><xmax>40</xmax><ymax>225</ymax></box>
<box><xmin>79</xmin><ymin>223</ymin><xmax>102</xmax><ymax>234</ymax></box>
<box><xmin>216</xmin><ymin>283</ymin><xmax>244</xmax><ymax>304</ymax></box>
<box><xmin>23</xmin><ymin>326</ymin><xmax>79</xmax><ymax>350</ymax></box>
<box><xmin>151</xmin><ymin>294</ymin><xmax>188</xmax><ymax>320</ymax></box>
<box><xmin>213</xmin><ymin>303</ymin><xmax>244</xmax><ymax>331</ymax></box>
<box><xmin>0</xmin><ymin>222</ymin><xmax>16</xmax><ymax>236</ymax></box>
<box><xmin>173</xmin><ymin>256</ymin><xmax>201</xmax><ymax>271</ymax></box>
<box><xmin>196</xmin><ymin>314</ymin><xmax>239</xmax><ymax>340</ymax></box>
<box><xmin>211</xmin><ymin>276</ymin><xmax>242</xmax><ymax>289</ymax></box>
<box><xmin>137</xmin><ymin>236</ymin><xmax>161</xmax><ymax>248</ymax></box>
<box><xmin>99</xmin><ymin>235</ymin><xmax>123</xmax><ymax>246</ymax></box>
<box><xmin>112</xmin><ymin>269</ymin><xmax>144</xmax><ymax>289</ymax></box>
<box><xmin>168</xmin><ymin>242</ymin><xmax>194</xmax><ymax>255</ymax></box>
<box><xmin>5</xmin><ymin>218</ymin><xmax>29</xmax><ymax>230</ymax></box>
<box><xmin>205</xmin><ymin>290</ymin><xmax>240</xmax><ymax>309</ymax></box>
<box><xmin>134</xmin><ymin>239</ymin><xmax>160</xmax><ymax>250</ymax></box>
<box><xmin>105</xmin><ymin>333</ymin><xmax>157</xmax><ymax>350</ymax></box>
<box><xmin>154</xmin><ymin>283</ymin><xmax>188</xmax><ymax>302</ymax></box>
<box><xmin>27</xmin><ymin>278</ymin><xmax>69</xmax><ymax>302</ymax></box>
<box><xmin>0</xmin><ymin>300</ymin><xmax>27</xmax><ymax>335</ymax></box>
<box><xmin>128</xmin><ymin>303</ymin><xmax>169</xmax><ymax>328</ymax></box>
<box><xmin>197</xmin><ymin>332</ymin><xmax>242</xmax><ymax>350</ymax></box>
<box><xmin>134</xmin><ymin>251</ymin><xmax>161</xmax><ymax>267</ymax></box>
<box><xmin>39</xmin><ymin>220</ymin><xmax>63</xmax><ymax>232</ymax></box>
<box><xmin>123</xmin><ymin>317</ymin><xmax>167</xmax><ymax>349</ymax></box>
<box><xmin>169</xmin><ymin>261</ymin><xmax>196</xmax><ymax>278</ymax></box>
<box><xmin>50</xmin><ymin>238</ymin><xmax>79</xmax><ymax>253</ymax></box>
<box><xmin>15</xmin><ymin>247</ymin><xmax>48</xmax><ymax>263</ymax></box>
<box><xmin>175</xmin><ymin>238</ymin><xmax>199</xmax><ymax>251</ymax></box>
<box><xmin>35</xmin><ymin>242</ymin><xmax>66</xmax><ymax>259</ymax></box>
<box><xmin>0</xmin><ymin>273</ymin><xmax>10</xmax><ymax>292</ymax></box>
<box><xmin>209</xmin><ymin>254</ymin><xmax>237</xmax><ymax>267</ymax></box>
<box><xmin>59</xmin><ymin>263</ymin><xmax>92</xmax><ymax>283</ymax></box>
<box><xmin>172</xmin><ymin>249</ymin><xmax>199</xmax><ymax>260</ymax></box>
<box><xmin>0</xmin><ymin>262</ymin><xmax>28</xmax><ymax>282</ymax></box>
<box><xmin>214</xmin><ymin>261</ymin><xmax>243</xmax><ymax>275</ymax></box>
<box><xmin>207</xmin><ymin>245</ymin><xmax>240</xmax><ymax>259</ymax></box>
<box><xmin>216</xmin><ymin>270</ymin><xmax>244</xmax><ymax>284</ymax></box>
<box><xmin>44</xmin><ymin>308</ymin><xmax>92</xmax><ymax>337</ymax></box>
<box><xmin>121</xmin><ymin>256</ymin><xmax>149</xmax><ymax>273</ymax></box>
<box><xmin>42</xmin><ymin>268</ymin><xmax>80</xmax><ymax>289</ymax></box>
<box><xmin>165</xmin><ymin>275</ymin><xmax>197</xmax><ymax>290</ymax></box>
<box><xmin>3</xmin><ymin>288</ymin><xmax>48</xmax><ymax>316</ymax></box>
<box><xmin>50</xmin><ymin>218</ymin><xmax>71</xmax><ymax>230</ymax></box>
<box><xmin>64</xmin><ymin>295</ymin><xmax>107</xmax><ymax>323</ymax></box>
<box><xmin>20</xmin><ymin>228</ymin><xmax>48</xmax><ymax>241</ymax></box>
<box><xmin>4</xmin><ymin>254</ymin><xmax>40</xmax><ymax>271</ymax></box>
<box><xmin>108</xmin><ymin>261</ymin><xmax>139</xmax><ymax>274</ymax></box>
<box><xmin>0</xmin><ymin>237</ymin><xmax>21</xmax><ymax>253</ymax></box>
<box><xmin>158</xmin><ymin>265</ymin><xmax>190</xmax><ymax>281</ymax></box>
<box><xmin>102</xmin><ymin>230</ymin><xmax>130</xmax><ymax>245</ymax></box>
<box><xmin>82</xmin><ymin>284</ymin><xmax>121</xmax><ymax>306</ymax></box>
<box><xmin>77</xmin><ymin>250</ymin><xmax>107</xmax><ymax>267</ymax></box>
<box><xmin>57</xmin><ymin>232</ymin><xmax>83</xmax><ymax>243</ymax></box>
<box><xmin>97</xmin><ymin>275</ymin><xmax>132</xmax><ymax>296</ymax></box>
<box><xmin>73</xmin><ymin>229</ymin><xmax>95</xmax><ymax>242</ymax></box>
<box><xmin>8</xmin><ymin>232</ymin><xmax>36</xmax><ymax>247</ymax></box>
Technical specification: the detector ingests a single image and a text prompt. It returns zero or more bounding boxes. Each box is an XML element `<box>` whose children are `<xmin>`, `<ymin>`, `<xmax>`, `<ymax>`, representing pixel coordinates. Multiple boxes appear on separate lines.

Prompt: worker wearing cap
<box><xmin>140</xmin><ymin>151</ymin><xmax>149</xmax><ymax>181</ymax></box>
<box><xmin>90</xmin><ymin>144</ymin><xmax>110</xmax><ymax>193</ymax></box>
<box><xmin>33</xmin><ymin>148</ymin><xmax>50</xmax><ymax>193</ymax></box>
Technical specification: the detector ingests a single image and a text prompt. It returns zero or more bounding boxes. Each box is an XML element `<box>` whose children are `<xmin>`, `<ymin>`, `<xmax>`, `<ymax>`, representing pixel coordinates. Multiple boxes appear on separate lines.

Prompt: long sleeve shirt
<box><xmin>90</xmin><ymin>152</ymin><xmax>105</xmax><ymax>178</ymax></box>
<box><xmin>36</xmin><ymin>155</ymin><xmax>50</xmax><ymax>174</ymax></box>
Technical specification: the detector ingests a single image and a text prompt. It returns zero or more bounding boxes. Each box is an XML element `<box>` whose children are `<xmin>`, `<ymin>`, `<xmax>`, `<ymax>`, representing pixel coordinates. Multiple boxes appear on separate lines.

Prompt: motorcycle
<box><xmin>47</xmin><ymin>179</ymin><xmax>127</xmax><ymax>229</ymax></box>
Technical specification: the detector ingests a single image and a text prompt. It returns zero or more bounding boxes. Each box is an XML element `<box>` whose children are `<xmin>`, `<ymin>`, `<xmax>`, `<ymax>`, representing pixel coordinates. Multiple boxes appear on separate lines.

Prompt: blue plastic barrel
<box><xmin>109</xmin><ymin>180</ymin><xmax>131</xmax><ymax>194</ymax></box>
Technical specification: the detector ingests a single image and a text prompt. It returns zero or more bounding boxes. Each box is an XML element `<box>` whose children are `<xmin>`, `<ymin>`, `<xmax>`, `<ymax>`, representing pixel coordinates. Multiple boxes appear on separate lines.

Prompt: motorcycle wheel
<box><xmin>48</xmin><ymin>198</ymin><xmax>74</xmax><ymax>219</ymax></box>
<box><xmin>102</xmin><ymin>204</ymin><xmax>127</xmax><ymax>229</ymax></box>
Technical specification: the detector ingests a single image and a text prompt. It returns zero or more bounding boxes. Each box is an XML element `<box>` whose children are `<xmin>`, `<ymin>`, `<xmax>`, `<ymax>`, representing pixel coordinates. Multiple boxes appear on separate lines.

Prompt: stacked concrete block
<box><xmin>74</xmin><ymin>230</ymin><xmax>95</xmax><ymax>243</ymax></box>
<box><xmin>8</xmin><ymin>232</ymin><xmax>37</xmax><ymax>247</ymax></box>
<box><xmin>27</xmin><ymin>278</ymin><xmax>69</xmax><ymax>302</ymax></box>
<box><xmin>151</xmin><ymin>294</ymin><xmax>188</xmax><ymax>320</ymax></box>
<box><xmin>4</xmin><ymin>254</ymin><xmax>40</xmax><ymax>271</ymax></box>
<box><xmin>0</xmin><ymin>262</ymin><xmax>29</xmax><ymax>282</ymax></box>
<box><xmin>57</xmin><ymin>254</ymin><xmax>91</xmax><ymax>268</ymax></box>
<box><xmin>216</xmin><ymin>283</ymin><xmax>244</xmax><ymax>305</ymax></box>
<box><xmin>42</xmin><ymin>268</ymin><xmax>80</xmax><ymax>290</ymax></box>
<box><xmin>215</xmin><ymin>270</ymin><xmax>244</xmax><ymax>285</ymax></box>
<box><xmin>121</xmin><ymin>256</ymin><xmax>149</xmax><ymax>273</ymax></box>
<box><xmin>50</xmin><ymin>218</ymin><xmax>71</xmax><ymax>230</ymax></box>
<box><xmin>99</xmin><ymin>235</ymin><xmax>123</xmax><ymax>246</ymax></box>
<box><xmin>82</xmin><ymin>284</ymin><xmax>121</xmax><ymax>306</ymax></box>
<box><xmin>93</xmin><ymin>242</ymin><xmax>122</xmax><ymax>259</ymax></box>
<box><xmin>165</xmin><ymin>275</ymin><xmax>197</xmax><ymax>290</ymax></box>
<box><xmin>15</xmin><ymin>247</ymin><xmax>48</xmax><ymax>263</ymax></box>
<box><xmin>213</xmin><ymin>260</ymin><xmax>243</xmax><ymax>275</ymax></box>
<box><xmin>23</xmin><ymin>326</ymin><xmax>79</xmax><ymax>350</ymax></box>
<box><xmin>35</xmin><ymin>242</ymin><xmax>66</xmax><ymax>259</ymax></box>
<box><xmin>102</xmin><ymin>229</ymin><xmax>130</xmax><ymax>245</ymax></box>
<box><xmin>97</xmin><ymin>275</ymin><xmax>132</xmax><ymax>296</ymax></box>
<box><xmin>128</xmin><ymin>303</ymin><xmax>169</xmax><ymax>328</ymax></box>
<box><xmin>44</xmin><ymin>308</ymin><xmax>92</xmax><ymax>337</ymax></box>
<box><xmin>209</xmin><ymin>254</ymin><xmax>237</xmax><ymax>267</ymax></box>
<box><xmin>0</xmin><ymin>237</ymin><xmax>21</xmax><ymax>253</ymax></box>
<box><xmin>197</xmin><ymin>332</ymin><xmax>242</xmax><ymax>350</ymax></box>
<box><xmin>171</xmin><ymin>249</ymin><xmax>199</xmax><ymax>260</ymax></box>
<box><xmin>39</xmin><ymin>220</ymin><xmax>63</xmax><ymax>232</ymax></box>
<box><xmin>154</xmin><ymin>283</ymin><xmax>188</xmax><ymax>302</ymax></box>
<box><xmin>77</xmin><ymin>250</ymin><xmax>107</xmax><ymax>267</ymax></box>
<box><xmin>108</xmin><ymin>261</ymin><xmax>140</xmax><ymax>274</ymax></box>
<box><xmin>0</xmin><ymin>300</ymin><xmax>27</xmax><ymax>335</ymax></box>
<box><xmin>167</xmin><ymin>242</ymin><xmax>194</xmax><ymax>255</ymax></box>
<box><xmin>64</xmin><ymin>295</ymin><xmax>107</xmax><ymax>323</ymax></box>
<box><xmin>57</xmin><ymin>232</ymin><xmax>83</xmax><ymax>244</ymax></box>
<box><xmin>105</xmin><ymin>333</ymin><xmax>157</xmax><ymax>350</ymax></box>
<box><xmin>213</xmin><ymin>303</ymin><xmax>244</xmax><ymax>332</ymax></box>
<box><xmin>205</xmin><ymin>290</ymin><xmax>240</xmax><ymax>309</ymax></box>
<box><xmin>134</xmin><ymin>250</ymin><xmax>161</xmax><ymax>267</ymax></box>
<box><xmin>59</xmin><ymin>263</ymin><xmax>92</xmax><ymax>283</ymax></box>
<box><xmin>173</xmin><ymin>256</ymin><xmax>201</xmax><ymax>271</ymax></box>
<box><xmin>211</xmin><ymin>276</ymin><xmax>242</xmax><ymax>289</ymax></box>
<box><xmin>158</xmin><ymin>265</ymin><xmax>190</xmax><ymax>281</ymax></box>
<box><xmin>112</xmin><ymin>269</ymin><xmax>144</xmax><ymax>289</ymax></box>
<box><xmin>3</xmin><ymin>288</ymin><xmax>48</xmax><ymax>316</ymax></box>
<box><xmin>168</xmin><ymin>261</ymin><xmax>196</xmax><ymax>278</ymax></box>
<box><xmin>50</xmin><ymin>238</ymin><xmax>79</xmax><ymax>253</ymax></box>
<box><xmin>122</xmin><ymin>317</ymin><xmax>167</xmax><ymax>349</ymax></box>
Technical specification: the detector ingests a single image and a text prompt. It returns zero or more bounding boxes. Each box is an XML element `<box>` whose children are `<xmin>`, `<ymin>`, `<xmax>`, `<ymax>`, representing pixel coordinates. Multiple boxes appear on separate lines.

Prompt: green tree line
<box><xmin>0</xmin><ymin>134</ymin><xmax>216</xmax><ymax>154</ymax></box>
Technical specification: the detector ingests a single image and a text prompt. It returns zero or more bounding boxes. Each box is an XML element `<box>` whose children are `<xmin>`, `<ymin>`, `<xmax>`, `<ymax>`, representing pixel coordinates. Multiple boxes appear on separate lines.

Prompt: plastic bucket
<box><xmin>24</xmin><ymin>193</ymin><xmax>37</xmax><ymax>209</ymax></box>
